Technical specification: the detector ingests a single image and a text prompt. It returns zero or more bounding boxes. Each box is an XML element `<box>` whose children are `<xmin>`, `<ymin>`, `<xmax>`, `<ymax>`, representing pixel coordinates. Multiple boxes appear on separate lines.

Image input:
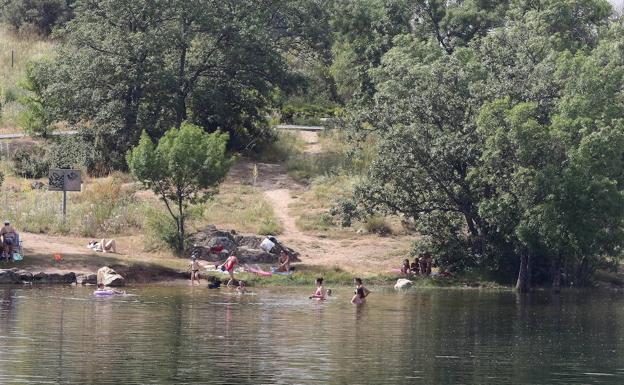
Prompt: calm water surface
<box><xmin>0</xmin><ymin>285</ymin><xmax>623</xmax><ymax>384</ymax></box>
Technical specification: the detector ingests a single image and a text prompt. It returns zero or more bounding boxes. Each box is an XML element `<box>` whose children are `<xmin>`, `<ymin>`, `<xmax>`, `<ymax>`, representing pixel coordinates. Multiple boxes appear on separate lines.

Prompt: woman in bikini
<box><xmin>351</xmin><ymin>287</ymin><xmax>366</xmax><ymax>305</ymax></box>
<box><xmin>309</xmin><ymin>277</ymin><xmax>326</xmax><ymax>300</ymax></box>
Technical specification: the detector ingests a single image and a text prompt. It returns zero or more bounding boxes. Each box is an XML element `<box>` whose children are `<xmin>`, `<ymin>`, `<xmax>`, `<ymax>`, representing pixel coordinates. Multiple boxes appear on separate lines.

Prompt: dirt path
<box><xmin>229</xmin><ymin>130</ymin><xmax>412</xmax><ymax>274</ymax></box>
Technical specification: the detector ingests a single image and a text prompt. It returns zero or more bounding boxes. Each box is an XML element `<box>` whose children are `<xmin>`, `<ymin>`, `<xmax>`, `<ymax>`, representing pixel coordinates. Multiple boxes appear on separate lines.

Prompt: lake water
<box><xmin>0</xmin><ymin>285</ymin><xmax>623</xmax><ymax>384</ymax></box>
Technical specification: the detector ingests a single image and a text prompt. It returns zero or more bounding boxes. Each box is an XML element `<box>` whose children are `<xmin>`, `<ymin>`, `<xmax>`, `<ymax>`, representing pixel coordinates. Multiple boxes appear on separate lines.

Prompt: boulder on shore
<box><xmin>0</xmin><ymin>269</ymin><xmax>20</xmax><ymax>284</ymax></box>
<box><xmin>188</xmin><ymin>225</ymin><xmax>300</xmax><ymax>264</ymax></box>
<box><xmin>394</xmin><ymin>278</ymin><xmax>413</xmax><ymax>290</ymax></box>
<box><xmin>32</xmin><ymin>272</ymin><xmax>76</xmax><ymax>284</ymax></box>
<box><xmin>97</xmin><ymin>266</ymin><xmax>125</xmax><ymax>287</ymax></box>
<box><xmin>76</xmin><ymin>273</ymin><xmax>97</xmax><ymax>285</ymax></box>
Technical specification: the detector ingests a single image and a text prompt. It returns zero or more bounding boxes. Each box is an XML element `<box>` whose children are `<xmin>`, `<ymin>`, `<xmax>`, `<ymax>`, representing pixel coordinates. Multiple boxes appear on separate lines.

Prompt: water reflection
<box><xmin>0</xmin><ymin>286</ymin><xmax>621</xmax><ymax>384</ymax></box>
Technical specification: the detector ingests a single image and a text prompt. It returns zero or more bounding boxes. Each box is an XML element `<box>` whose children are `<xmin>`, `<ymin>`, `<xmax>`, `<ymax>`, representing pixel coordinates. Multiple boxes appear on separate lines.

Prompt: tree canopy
<box><xmin>339</xmin><ymin>0</ymin><xmax>624</xmax><ymax>289</ymax></box>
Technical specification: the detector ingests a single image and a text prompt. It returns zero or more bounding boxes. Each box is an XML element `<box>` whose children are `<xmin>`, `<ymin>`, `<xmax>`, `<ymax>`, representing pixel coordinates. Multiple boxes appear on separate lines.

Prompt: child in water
<box><xmin>351</xmin><ymin>287</ymin><xmax>366</xmax><ymax>305</ymax></box>
<box><xmin>236</xmin><ymin>280</ymin><xmax>248</xmax><ymax>294</ymax></box>
<box><xmin>309</xmin><ymin>277</ymin><xmax>326</xmax><ymax>300</ymax></box>
<box><xmin>189</xmin><ymin>255</ymin><xmax>201</xmax><ymax>285</ymax></box>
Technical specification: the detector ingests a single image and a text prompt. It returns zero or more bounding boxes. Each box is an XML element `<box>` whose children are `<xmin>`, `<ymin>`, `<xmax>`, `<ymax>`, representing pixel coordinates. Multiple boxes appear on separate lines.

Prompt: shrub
<box><xmin>364</xmin><ymin>216</ymin><xmax>392</xmax><ymax>236</ymax></box>
<box><xmin>258</xmin><ymin>217</ymin><xmax>284</xmax><ymax>235</ymax></box>
<box><xmin>143</xmin><ymin>207</ymin><xmax>179</xmax><ymax>252</ymax></box>
<box><xmin>10</xmin><ymin>144</ymin><xmax>49</xmax><ymax>178</ymax></box>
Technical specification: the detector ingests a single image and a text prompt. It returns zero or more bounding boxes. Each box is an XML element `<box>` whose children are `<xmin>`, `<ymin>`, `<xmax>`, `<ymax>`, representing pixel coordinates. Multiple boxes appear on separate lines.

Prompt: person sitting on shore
<box><xmin>401</xmin><ymin>259</ymin><xmax>412</xmax><ymax>276</ymax></box>
<box><xmin>275</xmin><ymin>251</ymin><xmax>290</xmax><ymax>272</ymax></box>
<box><xmin>87</xmin><ymin>239</ymin><xmax>117</xmax><ymax>254</ymax></box>
<box><xmin>189</xmin><ymin>255</ymin><xmax>201</xmax><ymax>286</ymax></box>
<box><xmin>1</xmin><ymin>221</ymin><xmax>18</xmax><ymax>261</ymax></box>
<box><xmin>309</xmin><ymin>277</ymin><xmax>326</xmax><ymax>300</ymax></box>
<box><xmin>351</xmin><ymin>287</ymin><xmax>366</xmax><ymax>305</ymax></box>
<box><xmin>354</xmin><ymin>277</ymin><xmax>371</xmax><ymax>298</ymax></box>
<box><xmin>410</xmin><ymin>258</ymin><xmax>420</xmax><ymax>275</ymax></box>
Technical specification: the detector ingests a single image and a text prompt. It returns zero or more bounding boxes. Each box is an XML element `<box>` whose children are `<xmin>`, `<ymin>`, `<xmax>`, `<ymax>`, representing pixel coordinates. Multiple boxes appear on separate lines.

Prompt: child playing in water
<box><xmin>351</xmin><ymin>287</ymin><xmax>366</xmax><ymax>305</ymax></box>
<box><xmin>236</xmin><ymin>281</ymin><xmax>247</xmax><ymax>294</ymax></box>
<box><xmin>189</xmin><ymin>255</ymin><xmax>200</xmax><ymax>285</ymax></box>
<box><xmin>309</xmin><ymin>277</ymin><xmax>326</xmax><ymax>300</ymax></box>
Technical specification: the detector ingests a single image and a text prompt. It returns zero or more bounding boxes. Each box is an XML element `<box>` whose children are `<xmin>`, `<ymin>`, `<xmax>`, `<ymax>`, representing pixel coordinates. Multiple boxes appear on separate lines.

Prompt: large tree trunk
<box><xmin>552</xmin><ymin>256</ymin><xmax>562</xmax><ymax>293</ymax></box>
<box><xmin>516</xmin><ymin>249</ymin><xmax>531</xmax><ymax>292</ymax></box>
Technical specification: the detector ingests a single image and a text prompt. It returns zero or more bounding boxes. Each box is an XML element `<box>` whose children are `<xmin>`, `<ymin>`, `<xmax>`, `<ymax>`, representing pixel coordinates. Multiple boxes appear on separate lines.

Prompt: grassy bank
<box><xmin>0</xmin><ymin>26</ymin><xmax>56</xmax><ymax>129</ymax></box>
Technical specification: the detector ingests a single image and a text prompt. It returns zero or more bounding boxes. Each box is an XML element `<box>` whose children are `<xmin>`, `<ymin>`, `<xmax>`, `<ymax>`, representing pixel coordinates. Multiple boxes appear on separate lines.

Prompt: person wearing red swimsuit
<box><xmin>218</xmin><ymin>254</ymin><xmax>238</xmax><ymax>286</ymax></box>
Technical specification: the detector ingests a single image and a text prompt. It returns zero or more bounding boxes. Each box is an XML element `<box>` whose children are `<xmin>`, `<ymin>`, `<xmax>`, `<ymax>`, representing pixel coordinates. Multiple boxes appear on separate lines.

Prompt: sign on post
<box><xmin>48</xmin><ymin>169</ymin><xmax>82</xmax><ymax>218</ymax></box>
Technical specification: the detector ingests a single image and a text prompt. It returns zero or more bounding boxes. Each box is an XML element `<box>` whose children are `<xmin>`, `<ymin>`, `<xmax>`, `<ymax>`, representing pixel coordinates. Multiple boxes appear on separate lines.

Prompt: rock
<box><xmin>31</xmin><ymin>181</ymin><xmax>46</xmax><ymax>190</ymax></box>
<box><xmin>0</xmin><ymin>269</ymin><xmax>20</xmax><ymax>284</ymax></box>
<box><xmin>32</xmin><ymin>272</ymin><xmax>76</xmax><ymax>284</ymax></box>
<box><xmin>97</xmin><ymin>267</ymin><xmax>125</xmax><ymax>287</ymax></box>
<box><xmin>188</xmin><ymin>225</ymin><xmax>300</xmax><ymax>264</ymax></box>
<box><xmin>394</xmin><ymin>278</ymin><xmax>413</xmax><ymax>290</ymax></box>
<box><xmin>76</xmin><ymin>273</ymin><xmax>97</xmax><ymax>285</ymax></box>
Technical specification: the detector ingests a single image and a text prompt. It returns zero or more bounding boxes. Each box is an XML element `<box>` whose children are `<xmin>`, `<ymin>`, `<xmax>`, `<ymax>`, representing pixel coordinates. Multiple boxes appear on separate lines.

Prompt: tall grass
<box><xmin>0</xmin><ymin>26</ymin><xmax>55</xmax><ymax>129</ymax></box>
<box><xmin>1</xmin><ymin>176</ymin><xmax>143</xmax><ymax>237</ymax></box>
<box><xmin>203</xmin><ymin>184</ymin><xmax>283</xmax><ymax>235</ymax></box>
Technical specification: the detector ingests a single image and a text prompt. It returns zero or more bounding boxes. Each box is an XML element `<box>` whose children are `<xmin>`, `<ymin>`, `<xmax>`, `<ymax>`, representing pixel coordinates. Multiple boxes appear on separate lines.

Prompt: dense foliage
<box><xmin>127</xmin><ymin>122</ymin><xmax>231</xmax><ymax>253</ymax></box>
<box><xmin>24</xmin><ymin>0</ymin><xmax>330</xmax><ymax>171</ymax></box>
<box><xmin>338</xmin><ymin>0</ymin><xmax>624</xmax><ymax>290</ymax></box>
<box><xmin>1</xmin><ymin>0</ymin><xmax>74</xmax><ymax>35</ymax></box>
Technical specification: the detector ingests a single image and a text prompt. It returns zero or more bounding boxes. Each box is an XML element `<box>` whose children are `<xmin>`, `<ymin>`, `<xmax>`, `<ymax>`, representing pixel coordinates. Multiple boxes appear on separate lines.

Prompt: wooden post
<box><xmin>62</xmin><ymin>188</ymin><xmax>67</xmax><ymax>220</ymax></box>
<box><xmin>11</xmin><ymin>50</ymin><xmax>14</xmax><ymax>68</ymax></box>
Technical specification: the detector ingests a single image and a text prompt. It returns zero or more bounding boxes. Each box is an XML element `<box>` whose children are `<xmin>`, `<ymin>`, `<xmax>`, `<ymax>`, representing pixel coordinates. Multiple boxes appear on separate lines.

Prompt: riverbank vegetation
<box><xmin>0</xmin><ymin>0</ymin><xmax>623</xmax><ymax>291</ymax></box>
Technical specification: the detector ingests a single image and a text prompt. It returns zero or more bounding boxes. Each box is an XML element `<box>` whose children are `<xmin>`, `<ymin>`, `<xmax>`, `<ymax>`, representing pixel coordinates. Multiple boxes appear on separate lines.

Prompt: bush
<box><xmin>10</xmin><ymin>144</ymin><xmax>49</xmax><ymax>178</ymax></box>
<box><xmin>281</xmin><ymin>103</ymin><xmax>335</xmax><ymax>125</ymax></box>
<box><xmin>143</xmin><ymin>207</ymin><xmax>180</xmax><ymax>252</ymax></box>
<box><xmin>364</xmin><ymin>216</ymin><xmax>392</xmax><ymax>236</ymax></box>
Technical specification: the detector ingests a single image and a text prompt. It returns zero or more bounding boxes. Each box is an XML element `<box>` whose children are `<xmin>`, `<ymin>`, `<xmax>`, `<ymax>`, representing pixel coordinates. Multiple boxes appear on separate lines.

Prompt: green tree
<box><xmin>28</xmin><ymin>0</ymin><xmax>331</xmax><ymax>172</ymax></box>
<box><xmin>127</xmin><ymin>123</ymin><xmax>231</xmax><ymax>253</ymax></box>
<box><xmin>341</xmin><ymin>0</ymin><xmax>622</xmax><ymax>290</ymax></box>
<box><xmin>1</xmin><ymin>0</ymin><xmax>74</xmax><ymax>35</ymax></box>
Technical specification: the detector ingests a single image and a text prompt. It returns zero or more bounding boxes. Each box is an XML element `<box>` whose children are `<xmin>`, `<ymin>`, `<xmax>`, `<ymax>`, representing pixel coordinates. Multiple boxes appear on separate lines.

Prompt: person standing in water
<box><xmin>351</xmin><ymin>287</ymin><xmax>366</xmax><ymax>305</ymax></box>
<box><xmin>354</xmin><ymin>278</ymin><xmax>371</xmax><ymax>298</ymax></box>
<box><xmin>218</xmin><ymin>254</ymin><xmax>239</xmax><ymax>287</ymax></box>
<box><xmin>189</xmin><ymin>255</ymin><xmax>201</xmax><ymax>285</ymax></box>
<box><xmin>309</xmin><ymin>277</ymin><xmax>326</xmax><ymax>300</ymax></box>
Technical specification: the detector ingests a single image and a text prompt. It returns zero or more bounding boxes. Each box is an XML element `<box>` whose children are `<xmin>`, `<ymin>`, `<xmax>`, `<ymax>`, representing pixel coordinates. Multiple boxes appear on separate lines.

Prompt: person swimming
<box><xmin>309</xmin><ymin>277</ymin><xmax>326</xmax><ymax>300</ymax></box>
<box><xmin>351</xmin><ymin>287</ymin><xmax>366</xmax><ymax>305</ymax></box>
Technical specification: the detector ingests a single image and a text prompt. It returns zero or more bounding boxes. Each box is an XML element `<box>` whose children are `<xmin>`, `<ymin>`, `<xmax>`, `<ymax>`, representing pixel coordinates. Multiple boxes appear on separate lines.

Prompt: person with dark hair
<box><xmin>410</xmin><ymin>256</ymin><xmax>421</xmax><ymax>275</ymax></box>
<box><xmin>309</xmin><ymin>277</ymin><xmax>326</xmax><ymax>300</ymax></box>
<box><xmin>351</xmin><ymin>287</ymin><xmax>366</xmax><ymax>305</ymax></box>
<box><xmin>401</xmin><ymin>259</ymin><xmax>412</xmax><ymax>276</ymax></box>
<box><xmin>1</xmin><ymin>221</ymin><xmax>18</xmax><ymax>261</ymax></box>
<box><xmin>354</xmin><ymin>277</ymin><xmax>371</xmax><ymax>298</ymax></box>
<box><xmin>275</xmin><ymin>251</ymin><xmax>290</xmax><ymax>272</ymax></box>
